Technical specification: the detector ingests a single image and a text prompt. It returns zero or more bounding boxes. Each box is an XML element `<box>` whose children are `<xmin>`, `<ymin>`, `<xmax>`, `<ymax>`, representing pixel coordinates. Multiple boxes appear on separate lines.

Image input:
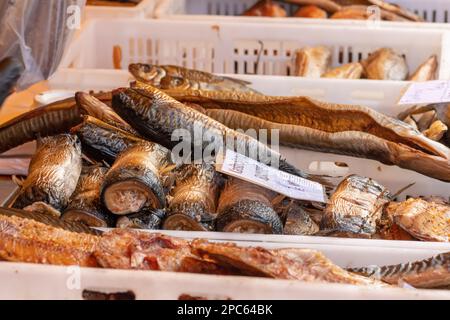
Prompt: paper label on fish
<box><xmin>216</xmin><ymin>150</ymin><xmax>327</xmax><ymax>203</ymax></box>
<box><xmin>398</xmin><ymin>80</ymin><xmax>450</xmax><ymax>105</ymax></box>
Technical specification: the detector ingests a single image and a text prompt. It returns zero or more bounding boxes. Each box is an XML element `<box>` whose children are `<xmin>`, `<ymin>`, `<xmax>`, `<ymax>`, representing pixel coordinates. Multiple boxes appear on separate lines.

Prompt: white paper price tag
<box><xmin>216</xmin><ymin>150</ymin><xmax>327</xmax><ymax>203</ymax></box>
<box><xmin>398</xmin><ymin>80</ymin><xmax>450</xmax><ymax>105</ymax></box>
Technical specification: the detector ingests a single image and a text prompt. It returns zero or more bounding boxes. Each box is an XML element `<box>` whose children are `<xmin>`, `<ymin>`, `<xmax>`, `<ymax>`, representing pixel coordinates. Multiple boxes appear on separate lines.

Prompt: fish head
<box><xmin>129</xmin><ymin>63</ymin><xmax>166</xmax><ymax>86</ymax></box>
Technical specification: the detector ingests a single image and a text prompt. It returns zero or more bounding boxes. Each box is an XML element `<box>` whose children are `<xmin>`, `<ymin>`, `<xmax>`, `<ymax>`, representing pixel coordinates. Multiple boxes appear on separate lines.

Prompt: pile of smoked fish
<box><xmin>0</xmin><ymin>213</ymin><xmax>448</xmax><ymax>289</ymax></box>
<box><xmin>293</xmin><ymin>48</ymin><xmax>437</xmax><ymax>81</ymax></box>
<box><xmin>243</xmin><ymin>0</ymin><xmax>423</xmax><ymax>23</ymax></box>
<box><xmin>0</xmin><ymin>64</ymin><xmax>449</xmax><ymax>244</ymax></box>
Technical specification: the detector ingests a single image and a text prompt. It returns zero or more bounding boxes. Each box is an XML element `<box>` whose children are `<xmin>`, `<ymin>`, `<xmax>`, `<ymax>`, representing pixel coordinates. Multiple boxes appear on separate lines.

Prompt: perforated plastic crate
<box><xmin>60</xmin><ymin>19</ymin><xmax>450</xmax><ymax>80</ymax></box>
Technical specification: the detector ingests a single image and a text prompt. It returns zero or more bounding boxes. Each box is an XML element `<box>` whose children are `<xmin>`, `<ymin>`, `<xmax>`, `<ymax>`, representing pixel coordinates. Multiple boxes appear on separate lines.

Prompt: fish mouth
<box><xmin>163</xmin><ymin>213</ymin><xmax>209</xmax><ymax>231</ymax></box>
<box><xmin>103</xmin><ymin>180</ymin><xmax>163</xmax><ymax>215</ymax></box>
<box><xmin>222</xmin><ymin>219</ymin><xmax>274</xmax><ymax>234</ymax></box>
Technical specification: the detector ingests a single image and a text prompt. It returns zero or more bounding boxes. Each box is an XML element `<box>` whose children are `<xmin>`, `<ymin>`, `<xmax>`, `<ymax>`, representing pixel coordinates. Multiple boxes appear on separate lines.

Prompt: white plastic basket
<box><xmin>83</xmin><ymin>0</ymin><xmax>156</xmax><ymax>20</ymax></box>
<box><xmin>2</xmin><ymin>261</ymin><xmax>450</xmax><ymax>300</ymax></box>
<box><xmin>155</xmin><ymin>0</ymin><xmax>450</xmax><ymax>23</ymax></box>
<box><xmin>60</xmin><ymin>19</ymin><xmax>450</xmax><ymax>81</ymax></box>
<box><xmin>1</xmin><ymin>234</ymin><xmax>450</xmax><ymax>300</ymax></box>
<box><xmin>48</xmin><ymin>69</ymin><xmax>450</xmax><ymax>199</ymax></box>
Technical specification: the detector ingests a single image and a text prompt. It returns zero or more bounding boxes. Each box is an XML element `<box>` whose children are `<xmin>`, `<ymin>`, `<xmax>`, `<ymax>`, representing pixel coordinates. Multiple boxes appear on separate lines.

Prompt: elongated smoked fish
<box><xmin>129</xmin><ymin>64</ymin><xmax>258</xmax><ymax>93</ymax></box>
<box><xmin>349</xmin><ymin>252</ymin><xmax>450</xmax><ymax>288</ymax></box>
<box><xmin>167</xmin><ymin>90</ymin><xmax>450</xmax><ymax>181</ymax></box>
<box><xmin>0</xmin><ymin>92</ymin><xmax>111</xmax><ymax>154</ymax></box>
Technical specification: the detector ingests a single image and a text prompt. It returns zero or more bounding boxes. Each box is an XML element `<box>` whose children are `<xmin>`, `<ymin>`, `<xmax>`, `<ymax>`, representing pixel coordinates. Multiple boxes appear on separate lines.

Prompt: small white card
<box><xmin>398</xmin><ymin>80</ymin><xmax>450</xmax><ymax>105</ymax></box>
<box><xmin>216</xmin><ymin>150</ymin><xmax>327</xmax><ymax>203</ymax></box>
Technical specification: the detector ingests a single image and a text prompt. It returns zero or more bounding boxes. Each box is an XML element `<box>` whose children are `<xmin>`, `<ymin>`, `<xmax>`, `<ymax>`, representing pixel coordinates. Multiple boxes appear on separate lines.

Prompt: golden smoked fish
<box><xmin>167</xmin><ymin>90</ymin><xmax>450</xmax><ymax>181</ymax></box>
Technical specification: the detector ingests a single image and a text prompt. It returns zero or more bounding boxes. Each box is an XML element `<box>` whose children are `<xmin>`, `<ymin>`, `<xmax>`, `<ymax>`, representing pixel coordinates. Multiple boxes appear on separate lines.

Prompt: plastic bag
<box><xmin>0</xmin><ymin>0</ymin><xmax>86</xmax><ymax>90</ymax></box>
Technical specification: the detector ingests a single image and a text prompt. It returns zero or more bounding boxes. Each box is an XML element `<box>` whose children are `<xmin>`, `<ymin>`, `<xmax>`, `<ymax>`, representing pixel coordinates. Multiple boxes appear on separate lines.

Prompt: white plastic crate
<box><xmin>2</xmin><ymin>261</ymin><xmax>450</xmax><ymax>300</ymax></box>
<box><xmin>60</xmin><ymin>19</ymin><xmax>450</xmax><ymax>81</ymax></box>
<box><xmin>48</xmin><ymin>69</ymin><xmax>450</xmax><ymax>200</ymax></box>
<box><xmin>155</xmin><ymin>0</ymin><xmax>450</xmax><ymax>23</ymax></box>
<box><xmin>1</xmin><ymin>236</ymin><xmax>450</xmax><ymax>300</ymax></box>
<box><xmin>83</xmin><ymin>0</ymin><xmax>156</xmax><ymax>20</ymax></box>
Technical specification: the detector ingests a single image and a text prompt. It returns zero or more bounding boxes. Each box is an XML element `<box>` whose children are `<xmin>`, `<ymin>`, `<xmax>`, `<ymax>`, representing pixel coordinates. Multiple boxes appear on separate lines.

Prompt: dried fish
<box><xmin>398</xmin><ymin>104</ymin><xmax>450</xmax><ymax>146</ymax></box>
<box><xmin>0</xmin><ymin>207</ymin><xmax>99</xmax><ymax>235</ymax></box>
<box><xmin>76</xmin><ymin>92</ymin><xmax>137</xmax><ymax>134</ymax></box>
<box><xmin>129</xmin><ymin>64</ymin><xmax>258</xmax><ymax>93</ymax></box>
<box><xmin>216</xmin><ymin>178</ymin><xmax>282</xmax><ymax>234</ymax></box>
<box><xmin>71</xmin><ymin>115</ymin><xmax>144</xmax><ymax>164</ymax></box>
<box><xmin>408</xmin><ymin>55</ymin><xmax>438</xmax><ymax>82</ymax></box>
<box><xmin>13</xmin><ymin>134</ymin><xmax>82</xmax><ymax>211</ymax></box>
<box><xmin>423</xmin><ymin>120</ymin><xmax>447</xmax><ymax>142</ymax></box>
<box><xmin>349</xmin><ymin>252</ymin><xmax>450</xmax><ymax>288</ymax></box>
<box><xmin>293</xmin><ymin>5</ymin><xmax>328</xmax><ymax>18</ymax></box>
<box><xmin>0</xmin><ymin>97</ymin><xmax>80</xmax><ymax>154</ymax></box>
<box><xmin>294</xmin><ymin>46</ymin><xmax>331</xmax><ymax>78</ymax></box>
<box><xmin>63</xmin><ymin>166</ymin><xmax>115</xmax><ymax>228</ymax></box>
<box><xmin>0</xmin><ymin>214</ymin><xmax>99</xmax><ymax>267</ymax></box>
<box><xmin>183</xmin><ymin>92</ymin><xmax>450</xmax><ymax>181</ymax></box>
<box><xmin>375</xmin><ymin>205</ymin><xmax>416</xmax><ymax>241</ymax></box>
<box><xmin>385</xmin><ymin>198</ymin><xmax>450</xmax><ymax>242</ymax></box>
<box><xmin>417</xmin><ymin>111</ymin><xmax>436</xmax><ymax>132</ymax></box>
<box><xmin>95</xmin><ymin>230</ymin><xmax>233</xmax><ymax>275</ymax></box>
<box><xmin>113</xmin><ymin>84</ymin><xmax>324</xmax><ymax>184</ymax></box>
<box><xmin>193</xmin><ymin>240</ymin><xmax>386</xmax><ymax>286</ymax></box>
<box><xmin>101</xmin><ymin>141</ymin><xmax>172</xmax><ymax>215</ymax></box>
<box><xmin>163</xmin><ymin>164</ymin><xmax>221</xmax><ymax>231</ymax></box>
<box><xmin>23</xmin><ymin>202</ymin><xmax>61</xmax><ymax>218</ymax></box>
<box><xmin>242</xmin><ymin>0</ymin><xmax>287</xmax><ymax>17</ymax></box>
<box><xmin>0</xmin><ymin>91</ymin><xmax>113</xmax><ymax>155</ymax></box>
<box><xmin>320</xmin><ymin>175</ymin><xmax>391</xmax><ymax>235</ymax></box>
<box><xmin>282</xmin><ymin>202</ymin><xmax>319</xmax><ymax>235</ymax></box>
<box><xmin>116</xmin><ymin>208</ymin><xmax>165</xmax><ymax>229</ymax></box>
<box><xmin>322</xmin><ymin>62</ymin><xmax>363</xmax><ymax>79</ymax></box>
<box><xmin>361</xmin><ymin>48</ymin><xmax>409</xmax><ymax>81</ymax></box>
